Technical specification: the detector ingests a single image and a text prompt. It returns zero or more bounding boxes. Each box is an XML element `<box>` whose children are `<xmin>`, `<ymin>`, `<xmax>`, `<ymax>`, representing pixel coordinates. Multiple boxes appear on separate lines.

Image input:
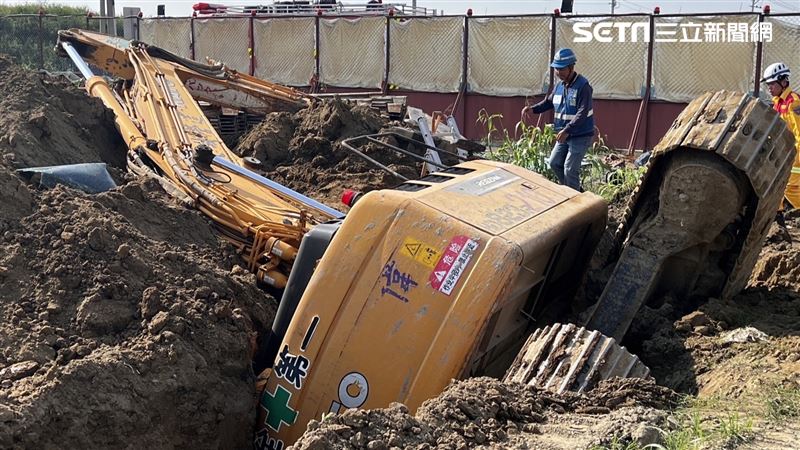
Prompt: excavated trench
<box><xmin>0</xmin><ymin>57</ymin><xmax>798</xmax><ymax>449</ymax></box>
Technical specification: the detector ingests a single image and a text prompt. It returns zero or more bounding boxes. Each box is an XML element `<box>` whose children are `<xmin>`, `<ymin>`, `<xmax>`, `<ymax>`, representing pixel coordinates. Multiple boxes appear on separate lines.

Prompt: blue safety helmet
<box><xmin>551</xmin><ymin>48</ymin><xmax>577</xmax><ymax>69</ymax></box>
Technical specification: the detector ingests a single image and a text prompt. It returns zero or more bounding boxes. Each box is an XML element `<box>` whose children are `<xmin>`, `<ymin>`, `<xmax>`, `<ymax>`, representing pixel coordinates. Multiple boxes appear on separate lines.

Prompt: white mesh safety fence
<box><xmin>139</xmin><ymin>18</ymin><xmax>192</xmax><ymax>59</ymax></box>
<box><xmin>555</xmin><ymin>16</ymin><xmax>648</xmax><ymax>100</ymax></box>
<box><xmin>652</xmin><ymin>16</ymin><xmax>757</xmax><ymax>103</ymax></box>
<box><xmin>254</xmin><ymin>18</ymin><xmax>316</xmax><ymax>86</ymax></box>
<box><xmin>467</xmin><ymin>16</ymin><xmax>550</xmax><ymax>97</ymax></box>
<box><xmin>319</xmin><ymin>17</ymin><xmax>384</xmax><ymax>88</ymax></box>
<box><xmin>193</xmin><ymin>18</ymin><xmax>250</xmax><ymax>73</ymax></box>
<box><xmin>762</xmin><ymin>16</ymin><xmax>800</xmax><ymax>99</ymax></box>
<box><xmin>388</xmin><ymin>17</ymin><xmax>463</xmax><ymax>93</ymax></box>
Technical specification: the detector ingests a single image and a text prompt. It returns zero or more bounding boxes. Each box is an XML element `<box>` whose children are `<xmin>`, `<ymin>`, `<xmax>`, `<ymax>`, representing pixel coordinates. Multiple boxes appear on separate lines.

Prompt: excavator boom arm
<box><xmin>57</xmin><ymin>29</ymin><xmax>340</xmax><ymax>288</ymax></box>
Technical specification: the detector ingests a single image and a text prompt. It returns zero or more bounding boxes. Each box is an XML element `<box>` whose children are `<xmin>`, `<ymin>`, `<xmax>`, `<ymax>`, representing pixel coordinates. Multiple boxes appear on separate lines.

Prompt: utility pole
<box><xmin>106</xmin><ymin>0</ymin><xmax>117</xmax><ymax>36</ymax></box>
<box><xmin>99</xmin><ymin>0</ymin><xmax>106</xmax><ymax>33</ymax></box>
<box><xmin>611</xmin><ymin>0</ymin><xmax>618</xmax><ymax>14</ymax></box>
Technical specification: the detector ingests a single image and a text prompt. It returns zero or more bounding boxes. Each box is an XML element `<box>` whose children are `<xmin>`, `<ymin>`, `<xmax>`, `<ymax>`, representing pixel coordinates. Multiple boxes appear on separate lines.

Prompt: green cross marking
<box><xmin>261</xmin><ymin>384</ymin><xmax>298</xmax><ymax>432</ymax></box>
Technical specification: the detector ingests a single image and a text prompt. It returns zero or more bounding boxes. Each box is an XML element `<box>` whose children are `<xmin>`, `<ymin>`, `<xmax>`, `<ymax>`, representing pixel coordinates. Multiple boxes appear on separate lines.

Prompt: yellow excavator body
<box><xmin>254</xmin><ymin>159</ymin><xmax>606</xmax><ymax>447</ymax></box>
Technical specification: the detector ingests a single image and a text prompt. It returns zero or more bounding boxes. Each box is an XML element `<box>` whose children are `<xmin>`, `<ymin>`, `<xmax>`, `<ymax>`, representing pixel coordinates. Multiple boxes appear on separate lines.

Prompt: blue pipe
<box><xmin>60</xmin><ymin>42</ymin><xmax>95</xmax><ymax>80</ymax></box>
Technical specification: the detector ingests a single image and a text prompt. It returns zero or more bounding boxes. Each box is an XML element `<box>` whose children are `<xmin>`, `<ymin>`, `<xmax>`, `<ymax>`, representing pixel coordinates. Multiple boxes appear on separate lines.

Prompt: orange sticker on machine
<box><xmin>400</xmin><ymin>237</ymin><xmax>441</xmax><ymax>269</ymax></box>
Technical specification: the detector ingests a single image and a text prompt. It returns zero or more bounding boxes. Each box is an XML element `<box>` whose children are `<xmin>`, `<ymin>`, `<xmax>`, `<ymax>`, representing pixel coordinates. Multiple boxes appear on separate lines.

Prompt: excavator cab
<box><xmin>254</xmin><ymin>159</ymin><xmax>607</xmax><ymax>447</ymax></box>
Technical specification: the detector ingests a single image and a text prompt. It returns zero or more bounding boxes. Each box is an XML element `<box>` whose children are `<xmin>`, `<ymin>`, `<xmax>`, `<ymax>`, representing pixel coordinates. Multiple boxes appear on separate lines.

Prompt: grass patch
<box><xmin>476</xmin><ymin>109</ymin><xmax>644</xmax><ymax>203</ymax></box>
<box><xmin>765</xmin><ymin>387</ymin><xmax>800</xmax><ymax>422</ymax></box>
<box><xmin>590</xmin><ymin>398</ymin><xmax>758</xmax><ymax>450</ymax></box>
<box><xmin>589</xmin><ymin>436</ymin><xmax>652</xmax><ymax>450</ymax></box>
<box><xmin>717</xmin><ymin>412</ymin><xmax>753</xmax><ymax>445</ymax></box>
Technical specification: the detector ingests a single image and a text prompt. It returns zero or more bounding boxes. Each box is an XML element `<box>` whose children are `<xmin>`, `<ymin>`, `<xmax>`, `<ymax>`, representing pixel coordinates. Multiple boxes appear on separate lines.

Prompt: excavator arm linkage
<box><xmin>57</xmin><ymin>29</ymin><xmax>341</xmax><ymax>288</ymax></box>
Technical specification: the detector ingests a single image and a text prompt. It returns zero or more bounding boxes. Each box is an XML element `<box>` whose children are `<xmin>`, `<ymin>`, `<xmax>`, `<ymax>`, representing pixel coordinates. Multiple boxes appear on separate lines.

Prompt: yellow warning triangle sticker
<box><xmin>404</xmin><ymin>243</ymin><xmax>421</xmax><ymax>256</ymax></box>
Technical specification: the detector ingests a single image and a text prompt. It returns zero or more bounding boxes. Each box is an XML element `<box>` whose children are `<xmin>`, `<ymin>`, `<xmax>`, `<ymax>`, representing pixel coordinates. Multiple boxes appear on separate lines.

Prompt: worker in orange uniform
<box><xmin>762</xmin><ymin>62</ymin><xmax>800</xmax><ymax>216</ymax></box>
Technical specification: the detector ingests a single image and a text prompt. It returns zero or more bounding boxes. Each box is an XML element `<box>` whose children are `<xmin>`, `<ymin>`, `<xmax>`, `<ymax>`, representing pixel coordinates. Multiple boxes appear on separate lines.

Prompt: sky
<box><xmin>1</xmin><ymin>0</ymin><xmax>797</xmax><ymax>17</ymax></box>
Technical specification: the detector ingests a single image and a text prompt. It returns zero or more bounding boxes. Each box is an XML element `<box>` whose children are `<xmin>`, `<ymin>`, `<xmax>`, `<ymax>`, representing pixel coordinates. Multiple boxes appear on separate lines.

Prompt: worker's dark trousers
<box><xmin>548</xmin><ymin>134</ymin><xmax>592</xmax><ymax>191</ymax></box>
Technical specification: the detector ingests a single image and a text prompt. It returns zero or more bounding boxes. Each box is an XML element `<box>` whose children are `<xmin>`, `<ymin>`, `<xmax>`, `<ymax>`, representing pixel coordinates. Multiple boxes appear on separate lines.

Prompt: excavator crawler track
<box><xmin>503</xmin><ymin>323</ymin><xmax>649</xmax><ymax>394</ymax></box>
<box><xmin>587</xmin><ymin>90</ymin><xmax>796</xmax><ymax>340</ymax></box>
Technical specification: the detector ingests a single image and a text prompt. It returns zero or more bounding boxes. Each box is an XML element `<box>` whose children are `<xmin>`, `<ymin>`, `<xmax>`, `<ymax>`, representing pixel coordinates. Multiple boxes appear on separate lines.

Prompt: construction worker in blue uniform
<box><xmin>529</xmin><ymin>48</ymin><xmax>595</xmax><ymax>191</ymax></box>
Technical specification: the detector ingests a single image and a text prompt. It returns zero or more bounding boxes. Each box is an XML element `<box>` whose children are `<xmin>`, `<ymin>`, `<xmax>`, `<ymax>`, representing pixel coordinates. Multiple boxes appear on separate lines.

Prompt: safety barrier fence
<box><xmin>1</xmin><ymin>11</ymin><xmax>798</xmax><ymax>149</ymax></box>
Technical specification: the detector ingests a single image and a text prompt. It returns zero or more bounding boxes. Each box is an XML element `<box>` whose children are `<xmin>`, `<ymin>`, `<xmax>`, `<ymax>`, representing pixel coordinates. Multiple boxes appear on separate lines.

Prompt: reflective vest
<box><xmin>552</xmin><ymin>74</ymin><xmax>595</xmax><ymax>137</ymax></box>
<box><xmin>773</xmin><ymin>87</ymin><xmax>800</xmax><ymax>208</ymax></box>
<box><xmin>773</xmin><ymin>87</ymin><xmax>800</xmax><ymax>154</ymax></box>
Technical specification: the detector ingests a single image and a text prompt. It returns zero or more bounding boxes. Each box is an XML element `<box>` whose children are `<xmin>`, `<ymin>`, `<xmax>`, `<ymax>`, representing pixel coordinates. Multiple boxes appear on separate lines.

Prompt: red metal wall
<box><xmin>398</xmin><ymin>91</ymin><xmax>688</xmax><ymax>152</ymax></box>
<box><xmin>320</xmin><ymin>86</ymin><xmax>688</xmax><ymax>152</ymax></box>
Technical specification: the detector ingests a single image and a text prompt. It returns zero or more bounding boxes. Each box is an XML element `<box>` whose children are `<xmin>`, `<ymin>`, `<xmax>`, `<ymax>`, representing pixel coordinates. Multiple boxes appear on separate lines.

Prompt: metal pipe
<box><xmin>369</xmin><ymin>132</ymin><xmax>468</xmax><ymax>160</ymax></box>
<box><xmin>310</xmin><ymin>91</ymin><xmax>383</xmax><ymax>97</ymax></box>
<box><xmin>340</xmin><ymin>140</ymin><xmax>410</xmax><ymax>181</ymax></box>
<box><xmin>212</xmin><ymin>156</ymin><xmax>345</xmax><ymax>219</ymax></box>
<box><xmin>61</xmin><ymin>42</ymin><xmax>95</xmax><ymax>79</ymax></box>
<box><xmin>364</xmin><ymin>136</ymin><xmax>449</xmax><ymax>169</ymax></box>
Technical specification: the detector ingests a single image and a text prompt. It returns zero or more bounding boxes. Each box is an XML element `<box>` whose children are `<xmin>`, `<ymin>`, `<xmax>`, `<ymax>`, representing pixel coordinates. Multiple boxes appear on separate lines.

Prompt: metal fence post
<box><xmin>249</xmin><ymin>13</ymin><xmax>256</xmax><ymax>76</ymax></box>
<box><xmin>190</xmin><ymin>15</ymin><xmax>196</xmax><ymax>60</ymax></box>
<box><xmin>37</xmin><ymin>10</ymin><xmax>44</xmax><ymax>69</ymax></box>
<box><xmin>315</xmin><ymin>14</ymin><xmax>320</xmax><ymax>79</ymax></box>
<box><xmin>628</xmin><ymin>14</ymin><xmax>655</xmax><ymax>155</ymax></box>
<box><xmin>459</xmin><ymin>14</ymin><xmax>470</xmax><ymax>129</ymax></box>
<box><xmin>382</xmin><ymin>15</ymin><xmax>391</xmax><ymax>94</ymax></box>
<box><xmin>753</xmin><ymin>12</ymin><xmax>765</xmax><ymax>97</ymax></box>
<box><xmin>547</xmin><ymin>12</ymin><xmax>558</xmax><ymax>125</ymax></box>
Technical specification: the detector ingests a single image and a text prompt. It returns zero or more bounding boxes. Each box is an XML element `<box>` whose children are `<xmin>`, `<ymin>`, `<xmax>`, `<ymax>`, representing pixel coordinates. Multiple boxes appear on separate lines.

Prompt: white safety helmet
<box><xmin>761</xmin><ymin>62</ymin><xmax>790</xmax><ymax>84</ymax></box>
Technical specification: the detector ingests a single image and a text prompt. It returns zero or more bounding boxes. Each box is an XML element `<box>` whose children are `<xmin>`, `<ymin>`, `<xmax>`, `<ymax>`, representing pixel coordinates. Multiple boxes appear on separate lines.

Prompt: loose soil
<box><xmin>1</xmin><ymin>55</ymin><xmax>799</xmax><ymax>450</ymax></box>
<box><xmin>236</xmin><ymin>98</ymin><xmax>423</xmax><ymax>209</ymax></box>
<box><xmin>0</xmin><ymin>56</ymin><xmax>275</xmax><ymax>449</ymax></box>
<box><xmin>293</xmin><ymin>377</ymin><xmax>674</xmax><ymax>450</ymax></box>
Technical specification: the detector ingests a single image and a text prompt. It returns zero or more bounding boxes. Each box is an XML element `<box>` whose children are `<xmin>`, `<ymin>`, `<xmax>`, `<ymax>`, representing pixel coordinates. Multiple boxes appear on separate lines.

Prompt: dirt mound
<box><xmin>293</xmin><ymin>377</ymin><xmax>670</xmax><ymax>449</ymax></box>
<box><xmin>0</xmin><ymin>55</ymin><xmax>126</xmax><ymax>173</ymax></box>
<box><xmin>575</xmin><ymin>377</ymin><xmax>679</xmax><ymax>411</ymax></box>
<box><xmin>749</xmin><ymin>214</ymin><xmax>800</xmax><ymax>290</ymax></box>
<box><xmin>0</xmin><ymin>182</ymin><xmax>275</xmax><ymax>448</ymax></box>
<box><xmin>0</xmin><ymin>59</ymin><xmax>276</xmax><ymax>449</ymax></box>
<box><xmin>237</xmin><ymin>98</ymin><xmax>421</xmax><ymax>208</ymax></box>
<box><xmin>0</xmin><ymin>54</ymin><xmax>126</xmax><ymax>227</ymax></box>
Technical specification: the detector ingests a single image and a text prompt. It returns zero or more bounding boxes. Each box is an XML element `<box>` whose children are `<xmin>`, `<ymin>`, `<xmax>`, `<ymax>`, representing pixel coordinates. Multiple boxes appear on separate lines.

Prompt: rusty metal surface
<box><xmin>503</xmin><ymin>323</ymin><xmax>649</xmax><ymax>394</ymax></box>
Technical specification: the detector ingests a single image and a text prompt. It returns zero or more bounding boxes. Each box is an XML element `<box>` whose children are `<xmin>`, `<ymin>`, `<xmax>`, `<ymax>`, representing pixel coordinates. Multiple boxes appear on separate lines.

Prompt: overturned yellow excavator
<box><xmin>56</xmin><ymin>29</ymin><xmax>796</xmax><ymax>449</ymax></box>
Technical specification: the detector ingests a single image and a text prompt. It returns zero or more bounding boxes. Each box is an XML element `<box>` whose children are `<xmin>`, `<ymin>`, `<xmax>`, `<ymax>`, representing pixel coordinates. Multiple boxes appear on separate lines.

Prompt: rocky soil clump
<box><xmin>237</xmin><ymin>98</ymin><xmax>423</xmax><ymax>208</ymax></box>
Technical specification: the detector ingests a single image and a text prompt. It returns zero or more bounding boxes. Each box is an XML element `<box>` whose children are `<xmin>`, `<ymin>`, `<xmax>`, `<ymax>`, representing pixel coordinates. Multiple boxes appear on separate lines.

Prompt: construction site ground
<box><xmin>0</xmin><ymin>58</ymin><xmax>798</xmax><ymax>449</ymax></box>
